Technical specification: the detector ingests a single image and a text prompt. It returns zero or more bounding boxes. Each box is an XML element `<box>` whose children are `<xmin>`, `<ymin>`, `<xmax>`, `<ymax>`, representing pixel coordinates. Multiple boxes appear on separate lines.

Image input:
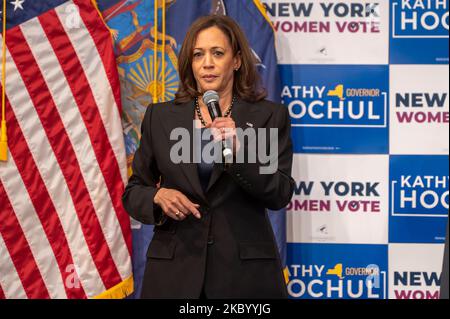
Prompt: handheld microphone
<box><xmin>202</xmin><ymin>90</ymin><xmax>234</xmax><ymax>164</ymax></box>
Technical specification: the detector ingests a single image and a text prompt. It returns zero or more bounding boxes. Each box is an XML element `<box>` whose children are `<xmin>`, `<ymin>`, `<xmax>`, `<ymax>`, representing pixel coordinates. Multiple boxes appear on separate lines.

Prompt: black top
<box><xmin>196</xmin><ymin>127</ymin><xmax>215</xmax><ymax>192</ymax></box>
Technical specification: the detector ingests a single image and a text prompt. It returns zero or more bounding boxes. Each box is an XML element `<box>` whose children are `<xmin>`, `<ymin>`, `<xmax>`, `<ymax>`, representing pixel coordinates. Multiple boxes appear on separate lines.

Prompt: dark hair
<box><xmin>175</xmin><ymin>15</ymin><xmax>267</xmax><ymax>104</ymax></box>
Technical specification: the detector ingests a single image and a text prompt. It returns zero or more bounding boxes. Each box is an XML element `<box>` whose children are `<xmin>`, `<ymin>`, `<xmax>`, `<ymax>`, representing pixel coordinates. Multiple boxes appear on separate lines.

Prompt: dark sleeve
<box><xmin>225</xmin><ymin>105</ymin><xmax>296</xmax><ymax>210</ymax></box>
<box><xmin>122</xmin><ymin>104</ymin><xmax>166</xmax><ymax>226</ymax></box>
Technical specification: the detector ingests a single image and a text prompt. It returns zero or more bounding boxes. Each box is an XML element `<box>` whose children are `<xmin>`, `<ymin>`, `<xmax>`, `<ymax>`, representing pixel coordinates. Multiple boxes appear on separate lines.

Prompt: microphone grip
<box><xmin>205</xmin><ymin>100</ymin><xmax>233</xmax><ymax>164</ymax></box>
<box><xmin>207</xmin><ymin>101</ymin><xmax>222</xmax><ymax>120</ymax></box>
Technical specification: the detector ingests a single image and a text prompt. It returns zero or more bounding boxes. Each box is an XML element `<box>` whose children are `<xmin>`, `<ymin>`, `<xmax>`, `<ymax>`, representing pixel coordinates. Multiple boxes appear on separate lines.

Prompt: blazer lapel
<box><xmin>159</xmin><ymin>98</ymin><xmax>274</xmax><ymax>199</ymax></box>
<box><xmin>206</xmin><ymin>98</ymin><xmax>273</xmax><ymax>193</ymax></box>
<box><xmin>160</xmin><ymin>100</ymin><xmax>207</xmax><ymax>203</ymax></box>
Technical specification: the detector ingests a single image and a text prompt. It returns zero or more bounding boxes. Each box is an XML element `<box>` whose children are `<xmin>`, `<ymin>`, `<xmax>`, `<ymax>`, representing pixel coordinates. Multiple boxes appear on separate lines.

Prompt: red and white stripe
<box><xmin>0</xmin><ymin>229</ymin><xmax>28</xmax><ymax>299</ymax></box>
<box><xmin>0</xmin><ymin>0</ymin><xmax>132</xmax><ymax>299</ymax></box>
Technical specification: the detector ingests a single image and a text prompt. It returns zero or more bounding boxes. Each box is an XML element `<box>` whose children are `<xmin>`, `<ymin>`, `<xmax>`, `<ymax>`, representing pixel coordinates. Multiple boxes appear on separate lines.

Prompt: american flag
<box><xmin>0</xmin><ymin>0</ymin><xmax>132</xmax><ymax>299</ymax></box>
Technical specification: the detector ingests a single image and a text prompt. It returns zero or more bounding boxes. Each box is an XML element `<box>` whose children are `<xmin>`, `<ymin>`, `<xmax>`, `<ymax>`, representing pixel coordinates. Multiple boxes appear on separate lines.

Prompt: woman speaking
<box><xmin>122</xmin><ymin>15</ymin><xmax>295</xmax><ymax>299</ymax></box>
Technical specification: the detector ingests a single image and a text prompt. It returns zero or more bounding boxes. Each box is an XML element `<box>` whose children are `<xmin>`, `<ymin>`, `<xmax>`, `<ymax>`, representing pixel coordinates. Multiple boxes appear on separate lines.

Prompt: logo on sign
<box><xmin>283</xmin><ymin>84</ymin><xmax>387</xmax><ymax>128</ymax></box>
<box><xmin>392</xmin><ymin>0</ymin><xmax>449</xmax><ymax>38</ymax></box>
<box><xmin>287</xmin><ymin>262</ymin><xmax>386</xmax><ymax>299</ymax></box>
<box><xmin>391</xmin><ymin>175</ymin><xmax>449</xmax><ymax>217</ymax></box>
<box><xmin>394</xmin><ymin>92</ymin><xmax>449</xmax><ymax>124</ymax></box>
<box><xmin>393</xmin><ymin>271</ymin><xmax>441</xmax><ymax>299</ymax></box>
<box><xmin>288</xmin><ymin>180</ymin><xmax>382</xmax><ymax>214</ymax></box>
<box><xmin>265</xmin><ymin>2</ymin><xmax>381</xmax><ymax>34</ymax></box>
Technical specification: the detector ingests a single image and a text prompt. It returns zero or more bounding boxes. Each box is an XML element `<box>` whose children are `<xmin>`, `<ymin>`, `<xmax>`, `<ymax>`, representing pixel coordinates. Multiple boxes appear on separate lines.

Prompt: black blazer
<box><xmin>122</xmin><ymin>97</ymin><xmax>296</xmax><ymax>299</ymax></box>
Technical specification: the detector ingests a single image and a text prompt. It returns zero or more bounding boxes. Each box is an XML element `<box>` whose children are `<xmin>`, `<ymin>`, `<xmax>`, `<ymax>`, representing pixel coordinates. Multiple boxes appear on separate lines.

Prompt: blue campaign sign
<box><xmin>286</xmin><ymin>243</ymin><xmax>388</xmax><ymax>299</ymax></box>
<box><xmin>390</xmin><ymin>0</ymin><xmax>449</xmax><ymax>64</ymax></box>
<box><xmin>280</xmin><ymin>65</ymin><xmax>389</xmax><ymax>154</ymax></box>
<box><xmin>389</xmin><ymin>155</ymin><xmax>449</xmax><ymax>243</ymax></box>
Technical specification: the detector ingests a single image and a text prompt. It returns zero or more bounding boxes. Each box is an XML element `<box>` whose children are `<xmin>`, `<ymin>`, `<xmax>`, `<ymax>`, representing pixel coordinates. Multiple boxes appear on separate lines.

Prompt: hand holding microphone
<box><xmin>202</xmin><ymin>91</ymin><xmax>240</xmax><ymax>164</ymax></box>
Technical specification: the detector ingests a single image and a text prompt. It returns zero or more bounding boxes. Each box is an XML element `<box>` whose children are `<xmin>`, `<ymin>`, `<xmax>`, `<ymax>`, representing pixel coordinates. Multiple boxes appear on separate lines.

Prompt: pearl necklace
<box><xmin>195</xmin><ymin>96</ymin><xmax>235</xmax><ymax>127</ymax></box>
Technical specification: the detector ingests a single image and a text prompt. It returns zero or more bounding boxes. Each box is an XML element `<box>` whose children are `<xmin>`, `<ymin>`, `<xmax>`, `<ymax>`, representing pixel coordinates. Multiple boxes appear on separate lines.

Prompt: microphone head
<box><xmin>203</xmin><ymin>90</ymin><xmax>219</xmax><ymax>105</ymax></box>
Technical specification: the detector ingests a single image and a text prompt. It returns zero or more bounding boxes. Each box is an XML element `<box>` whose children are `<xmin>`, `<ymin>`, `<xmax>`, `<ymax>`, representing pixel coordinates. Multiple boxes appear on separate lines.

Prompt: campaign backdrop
<box><xmin>98</xmin><ymin>0</ymin><xmax>448</xmax><ymax>299</ymax></box>
<box><xmin>265</xmin><ymin>0</ymin><xmax>449</xmax><ymax>299</ymax></box>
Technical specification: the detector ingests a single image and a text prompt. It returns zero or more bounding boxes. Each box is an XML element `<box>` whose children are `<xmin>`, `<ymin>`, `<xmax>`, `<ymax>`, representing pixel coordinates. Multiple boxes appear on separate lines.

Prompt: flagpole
<box><xmin>153</xmin><ymin>0</ymin><xmax>158</xmax><ymax>104</ymax></box>
<box><xmin>162</xmin><ymin>0</ymin><xmax>166</xmax><ymax>102</ymax></box>
<box><xmin>1</xmin><ymin>0</ymin><xmax>8</xmax><ymax>161</ymax></box>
